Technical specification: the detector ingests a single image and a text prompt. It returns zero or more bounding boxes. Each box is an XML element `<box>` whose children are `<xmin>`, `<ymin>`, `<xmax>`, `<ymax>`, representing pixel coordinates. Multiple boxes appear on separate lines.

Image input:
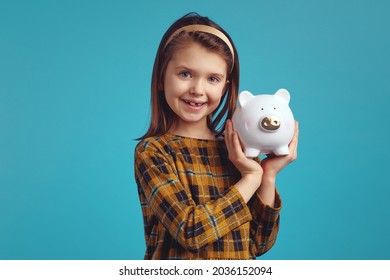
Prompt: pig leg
<box><xmin>245</xmin><ymin>147</ymin><xmax>261</xmax><ymax>158</ymax></box>
<box><xmin>274</xmin><ymin>146</ymin><xmax>290</xmax><ymax>156</ymax></box>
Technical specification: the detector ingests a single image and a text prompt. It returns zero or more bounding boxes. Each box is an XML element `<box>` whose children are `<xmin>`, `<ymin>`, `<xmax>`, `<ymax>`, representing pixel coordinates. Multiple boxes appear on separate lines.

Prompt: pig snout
<box><xmin>260</xmin><ymin>116</ymin><xmax>280</xmax><ymax>131</ymax></box>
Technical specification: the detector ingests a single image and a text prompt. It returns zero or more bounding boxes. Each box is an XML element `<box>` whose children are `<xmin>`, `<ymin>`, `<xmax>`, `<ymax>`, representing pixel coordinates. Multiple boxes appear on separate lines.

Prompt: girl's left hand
<box><xmin>261</xmin><ymin>121</ymin><xmax>299</xmax><ymax>179</ymax></box>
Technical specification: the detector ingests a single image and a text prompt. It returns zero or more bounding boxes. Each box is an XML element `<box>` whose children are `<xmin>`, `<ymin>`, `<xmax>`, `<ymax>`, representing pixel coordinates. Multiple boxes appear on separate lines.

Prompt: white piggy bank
<box><xmin>232</xmin><ymin>89</ymin><xmax>295</xmax><ymax>157</ymax></box>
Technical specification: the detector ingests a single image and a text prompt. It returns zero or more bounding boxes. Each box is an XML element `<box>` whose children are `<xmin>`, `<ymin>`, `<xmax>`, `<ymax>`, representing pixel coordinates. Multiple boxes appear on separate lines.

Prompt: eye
<box><xmin>274</xmin><ymin>107</ymin><xmax>276</xmax><ymax>110</ymax></box>
<box><xmin>261</xmin><ymin>108</ymin><xmax>264</xmax><ymax>110</ymax></box>
<box><xmin>208</xmin><ymin>76</ymin><xmax>220</xmax><ymax>83</ymax></box>
<box><xmin>179</xmin><ymin>71</ymin><xmax>191</xmax><ymax>78</ymax></box>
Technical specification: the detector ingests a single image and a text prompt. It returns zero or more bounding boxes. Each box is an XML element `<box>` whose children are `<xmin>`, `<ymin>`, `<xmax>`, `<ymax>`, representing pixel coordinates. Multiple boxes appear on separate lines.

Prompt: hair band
<box><xmin>164</xmin><ymin>24</ymin><xmax>235</xmax><ymax>63</ymax></box>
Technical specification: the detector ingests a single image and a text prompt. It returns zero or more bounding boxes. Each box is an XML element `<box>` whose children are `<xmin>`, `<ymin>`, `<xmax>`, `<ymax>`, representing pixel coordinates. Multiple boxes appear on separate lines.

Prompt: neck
<box><xmin>169</xmin><ymin>121</ymin><xmax>216</xmax><ymax>140</ymax></box>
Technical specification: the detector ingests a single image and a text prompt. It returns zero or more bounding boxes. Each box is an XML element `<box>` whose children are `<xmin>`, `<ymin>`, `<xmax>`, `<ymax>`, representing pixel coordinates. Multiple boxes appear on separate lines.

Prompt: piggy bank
<box><xmin>232</xmin><ymin>89</ymin><xmax>295</xmax><ymax>157</ymax></box>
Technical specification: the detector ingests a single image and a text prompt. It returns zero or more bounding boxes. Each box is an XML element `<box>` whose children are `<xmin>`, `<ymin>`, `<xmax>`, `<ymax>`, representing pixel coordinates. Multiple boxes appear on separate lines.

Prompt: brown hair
<box><xmin>138</xmin><ymin>12</ymin><xmax>239</xmax><ymax>139</ymax></box>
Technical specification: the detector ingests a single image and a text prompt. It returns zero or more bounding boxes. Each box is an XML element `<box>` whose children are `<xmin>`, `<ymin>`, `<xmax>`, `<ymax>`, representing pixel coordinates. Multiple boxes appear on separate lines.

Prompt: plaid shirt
<box><xmin>134</xmin><ymin>134</ymin><xmax>282</xmax><ymax>260</ymax></box>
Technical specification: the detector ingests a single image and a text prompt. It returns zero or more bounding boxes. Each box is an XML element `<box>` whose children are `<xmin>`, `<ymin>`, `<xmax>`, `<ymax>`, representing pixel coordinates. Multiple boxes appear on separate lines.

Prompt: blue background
<box><xmin>1</xmin><ymin>0</ymin><xmax>389</xmax><ymax>260</ymax></box>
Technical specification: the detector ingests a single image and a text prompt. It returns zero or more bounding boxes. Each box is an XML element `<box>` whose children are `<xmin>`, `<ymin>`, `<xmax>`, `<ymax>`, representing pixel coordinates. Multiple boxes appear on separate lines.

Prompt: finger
<box><xmin>231</xmin><ymin>130</ymin><xmax>242</xmax><ymax>154</ymax></box>
<box><xmin>294</xmin><ymin>121</ymin><xmax>299</xmax><ymax>140</ymax></box>
<box><xmin>288</xmin><ymin>121</ymin><xmax>299</xmax><ymax>159</ymax></box>
<box><xmin>289</xmin><ymin>121</ymin><xmax>299</xmax><ymax>149</ymax></box>
<box><xmin>225</xmin><ymin>120</ymin><xmax>236</xmax><ymax>155</ymax></box>
<box><xmin>224</xmin><ymin>120</ymin><xmax>232</xmax><ymax>148</ymax></box>
<box><xmin>225</xmin><ymin>121</ymin><xmax>242</xmax><ymax>156</ymax></box>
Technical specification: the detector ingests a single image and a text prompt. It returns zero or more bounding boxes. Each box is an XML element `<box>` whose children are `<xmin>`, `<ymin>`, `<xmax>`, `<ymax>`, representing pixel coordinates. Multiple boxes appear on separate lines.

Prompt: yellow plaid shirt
<box><xmin>134</xmin><ymin>133</ymin><xmax>282</xmax><ymax>260</ymax></box>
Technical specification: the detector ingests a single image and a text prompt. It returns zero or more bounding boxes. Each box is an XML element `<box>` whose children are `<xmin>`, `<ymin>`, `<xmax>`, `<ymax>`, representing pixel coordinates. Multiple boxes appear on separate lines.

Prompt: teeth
<box><xmin>185</xmin><ymin>100</ymin><xmax>203</xmax><ymax>107</ymax></box>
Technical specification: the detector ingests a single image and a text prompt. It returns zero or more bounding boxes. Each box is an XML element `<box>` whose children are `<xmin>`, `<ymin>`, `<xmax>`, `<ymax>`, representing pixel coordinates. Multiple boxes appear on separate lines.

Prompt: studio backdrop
<box><xmin>1</xmin><ymin>0</ymin><xmax>389</xmax><ymax>260</ymax></box>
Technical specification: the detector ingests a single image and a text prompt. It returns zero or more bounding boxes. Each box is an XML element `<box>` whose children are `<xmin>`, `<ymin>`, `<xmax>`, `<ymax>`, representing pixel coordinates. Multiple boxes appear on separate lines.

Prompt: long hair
<box><xmin>137</xmin><ymin>12</ymin><xmax>239</xmax><ymax>140</ymax></box>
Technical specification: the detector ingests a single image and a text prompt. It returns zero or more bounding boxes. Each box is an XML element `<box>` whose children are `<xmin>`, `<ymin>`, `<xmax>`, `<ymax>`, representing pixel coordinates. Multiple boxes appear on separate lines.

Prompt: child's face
<box><xmin>163</xmin><ymin>43</ymin><xmax>228</xmax><ymax>133</ymax></box>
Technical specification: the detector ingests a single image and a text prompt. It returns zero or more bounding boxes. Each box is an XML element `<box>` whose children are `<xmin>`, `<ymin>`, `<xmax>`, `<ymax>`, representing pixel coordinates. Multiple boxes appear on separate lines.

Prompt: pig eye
<box><xmin>261</xmin><ymin>108</ymin><xmax>264</xmax><ymax>110</ymax></box>
<box><xmin>274</xmin><ymin>107</ymin><xmax>276</xmax><ymax>110</ymax></box>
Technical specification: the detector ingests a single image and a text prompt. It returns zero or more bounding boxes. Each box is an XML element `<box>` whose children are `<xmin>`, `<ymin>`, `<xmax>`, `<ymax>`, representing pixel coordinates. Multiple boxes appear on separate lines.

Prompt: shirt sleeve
<box><xmin>248</xmin><ymin>190</ymin><xmax>282</xmax><ymax>257</ymax></box>
<box><xmin>135</xmin><ymin>142</ymin><xmax>253</xmax><ymax>252</ymax></box>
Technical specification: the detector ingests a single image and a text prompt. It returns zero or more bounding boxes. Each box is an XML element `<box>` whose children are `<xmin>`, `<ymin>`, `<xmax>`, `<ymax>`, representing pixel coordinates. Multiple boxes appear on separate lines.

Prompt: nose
<box><xmin>190</xmin><ymin>79</ymin><xmax>205</xmax><ymax>96</ymax></box>
<box><xmin>260</xmin><ymin>116</ymin><xmax>281</xmax><ymax>131</ymax></box>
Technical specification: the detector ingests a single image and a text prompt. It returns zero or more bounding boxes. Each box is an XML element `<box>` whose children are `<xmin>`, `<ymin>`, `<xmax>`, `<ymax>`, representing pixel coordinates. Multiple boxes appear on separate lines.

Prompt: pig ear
<box><xmin>275</xmin><ymin>88</ymin><xmax>290</xmax><ymax>104</ymax></box>
<box><xmin>238</xmin><ymin>91</ymin><xmax>254</xmax><ymax>107</ymax></box>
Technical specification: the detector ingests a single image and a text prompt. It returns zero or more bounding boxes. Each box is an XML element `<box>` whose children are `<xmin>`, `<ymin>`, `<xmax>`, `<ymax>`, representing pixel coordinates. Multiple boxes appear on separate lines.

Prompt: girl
<box><xmin>134</xmin><ymin>13</ymin><xmax>299</xmax><ymax>260</ymax></box>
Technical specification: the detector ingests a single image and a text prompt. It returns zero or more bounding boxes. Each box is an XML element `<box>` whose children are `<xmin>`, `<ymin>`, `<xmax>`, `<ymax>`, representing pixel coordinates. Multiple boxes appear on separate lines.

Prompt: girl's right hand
<box><xmin>224</xmin><ymin>120</ymin><xmax>263</xmax><ymax>183</ymax></box>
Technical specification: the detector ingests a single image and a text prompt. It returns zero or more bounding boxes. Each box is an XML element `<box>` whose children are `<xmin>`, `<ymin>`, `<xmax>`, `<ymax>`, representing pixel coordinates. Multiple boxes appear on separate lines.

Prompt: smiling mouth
<box><xmin>183</xmin><ymin>100</ymin><xmax>206</xmax><ymax>107</ymax></box>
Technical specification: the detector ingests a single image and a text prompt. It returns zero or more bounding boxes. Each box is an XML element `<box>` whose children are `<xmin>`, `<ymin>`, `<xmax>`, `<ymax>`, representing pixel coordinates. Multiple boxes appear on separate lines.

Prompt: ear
<box><xmin>275</xmin><ymin>88</ymin><xmax>290</xmax><ymax>104</ymax></box>
<box><xmin>238</xmin><ymin>90</ymin><xmax>254</xmax><ymax>107</ymax></box>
